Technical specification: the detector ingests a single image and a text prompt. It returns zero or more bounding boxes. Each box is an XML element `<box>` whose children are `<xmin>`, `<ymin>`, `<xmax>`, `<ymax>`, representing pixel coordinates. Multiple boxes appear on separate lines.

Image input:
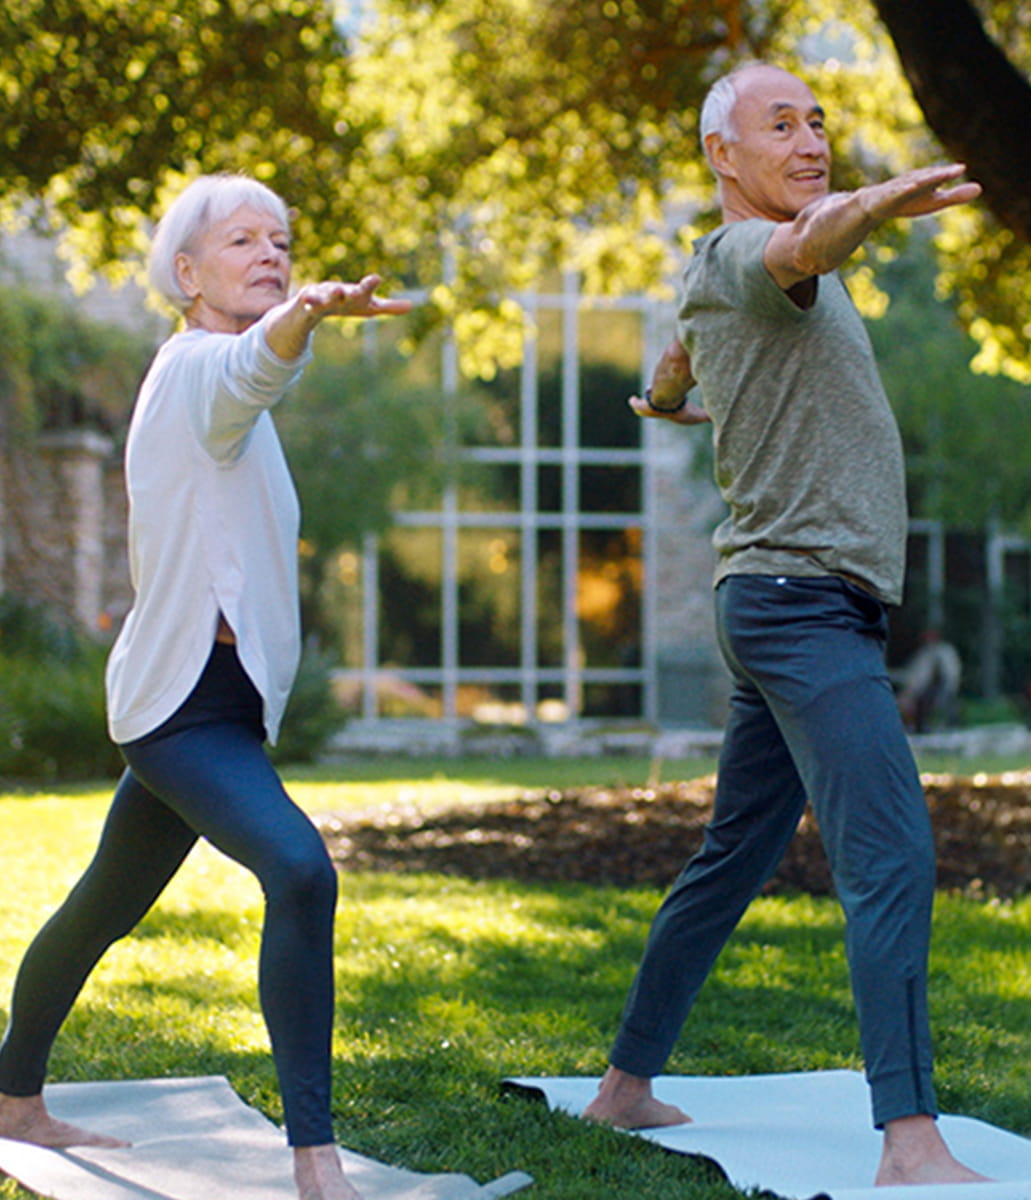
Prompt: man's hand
<box><xmin>632</xmin><ymin>338</ymin><xmax>704</xmax><ymax>423</ymax></box>
<box><xmin>857</xmin><ymin>163</ymin><xmax>982</xmax><ymax>223</ymax></box>
<box><xmin>767</xmin><ymin>162</ymin><xmax>981</xmax><ymax>289</ymax></box>
<box><xmin>628</xmin><ymin>394</ymin><xmax>711</xmax><ymax>424</ymax></box>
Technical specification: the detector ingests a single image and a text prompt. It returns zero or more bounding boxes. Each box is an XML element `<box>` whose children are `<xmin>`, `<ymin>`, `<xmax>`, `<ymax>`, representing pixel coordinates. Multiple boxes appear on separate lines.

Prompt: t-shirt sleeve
<box><xmin>686</xmin><ymin>219</ymin><xmax>815</xmax><ymax>325</ymax></box>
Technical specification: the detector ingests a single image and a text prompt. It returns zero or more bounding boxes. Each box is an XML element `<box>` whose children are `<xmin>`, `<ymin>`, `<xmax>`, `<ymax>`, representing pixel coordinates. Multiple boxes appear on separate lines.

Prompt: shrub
<box><xmin>0</xmin><ymin>597</ymin><xmax>342</xmax><ymax>779</ymax></box>
<box><xmin>270</xmin><ymin>639</ymin><xmax>346</xmax><ymax>766</ymax></box>
<box><xmin>0</xmin><ymin>649</ymin><xmax>120</xmax><ymax>783</ymax></box>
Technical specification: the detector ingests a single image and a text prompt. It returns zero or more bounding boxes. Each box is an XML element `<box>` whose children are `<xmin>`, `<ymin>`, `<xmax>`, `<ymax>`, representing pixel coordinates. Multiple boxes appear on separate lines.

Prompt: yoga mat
<box><xmin>0</xmin><ymin>1075</ymin><xmax>532</xmax><ymax>1200</ymax></box>
<box><xmin>504</xmin><ymin>1069</ymin><xmax>1031</xmax><ymax>1200</ymax></box>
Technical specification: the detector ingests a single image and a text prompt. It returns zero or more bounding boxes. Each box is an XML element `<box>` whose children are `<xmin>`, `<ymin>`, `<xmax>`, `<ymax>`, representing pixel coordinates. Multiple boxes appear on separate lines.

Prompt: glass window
<box><xmin>578</xmin><ymin>528</ymin><xmax>642</xmax><ymax>669</ymax></box>
<box><xmin>458</xmin><ymin>528</ymin><xmax>521</xmax><ymax>667</ymax></box>
<box><xmin>378</xmin><ymin>527</ymin><xmax>442</xmax><ymax>668</ymax></box>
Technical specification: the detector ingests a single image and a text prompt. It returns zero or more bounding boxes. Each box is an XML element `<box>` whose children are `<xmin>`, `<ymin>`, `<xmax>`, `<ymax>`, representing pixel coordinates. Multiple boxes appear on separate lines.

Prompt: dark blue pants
<box><xmin>0</xmin><ymin>644</ymin><xmax>339</xmax><ymax>1146</ymax></box>
<box><xmin>610</xmin><ymin>575</ymin><xmax>938</xmax><ymax>1127</ymax></box>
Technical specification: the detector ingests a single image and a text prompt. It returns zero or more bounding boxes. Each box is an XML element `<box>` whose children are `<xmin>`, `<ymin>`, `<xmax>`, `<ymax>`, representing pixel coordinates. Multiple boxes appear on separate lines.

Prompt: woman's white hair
<box><xmin>148</xmin><ymin>173</ymin><xmax>290</xmax><ymax>313</ymax></box>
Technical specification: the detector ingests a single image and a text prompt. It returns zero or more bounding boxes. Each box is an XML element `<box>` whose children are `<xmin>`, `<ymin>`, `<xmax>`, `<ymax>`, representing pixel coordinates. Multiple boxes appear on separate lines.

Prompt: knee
<box><xmin>269</xmin><ymin>842</ymin><xmax>338</xmax><ymax>916</ymax></box>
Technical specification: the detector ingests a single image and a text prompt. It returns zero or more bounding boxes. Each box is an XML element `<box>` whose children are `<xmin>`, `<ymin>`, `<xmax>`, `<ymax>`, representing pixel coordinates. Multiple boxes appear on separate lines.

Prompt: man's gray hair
<box><xmin>699</xmin><ymin>62</ymin><xmax>773</xmax><ymax>163</ymax></box>
<box><xmin>699</xmin><ymin>72</ymin><xmax>741</xmax><ymax>155</ymax></box>
<box><xmin>148</xmin><ymin>173</ymin><xmax>290</xmax><ymax>313</ymax></box>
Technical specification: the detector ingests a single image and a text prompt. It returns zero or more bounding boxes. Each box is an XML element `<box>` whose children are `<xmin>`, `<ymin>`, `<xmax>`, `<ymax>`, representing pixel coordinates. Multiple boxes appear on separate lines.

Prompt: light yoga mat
<box><xmin>0</xmin><ymin>1075</ymin><xmax>532</xmax><ymax>1200</ymax></box>
<box><xmin>504</xmin><ymin>1069</ymin><xmax>1031</xmax><ymax>1200</ymax></box>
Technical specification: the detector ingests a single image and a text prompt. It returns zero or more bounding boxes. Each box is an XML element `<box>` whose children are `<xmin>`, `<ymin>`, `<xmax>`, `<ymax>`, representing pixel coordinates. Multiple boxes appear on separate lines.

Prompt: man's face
<box><xmin>709</xmin><ymin>66</ymin><xmax>831</xmax><ymax>222</ymax></box>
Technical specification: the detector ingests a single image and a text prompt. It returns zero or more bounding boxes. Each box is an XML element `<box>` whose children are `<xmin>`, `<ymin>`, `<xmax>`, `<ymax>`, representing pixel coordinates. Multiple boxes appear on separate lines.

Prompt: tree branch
<box><xmin>872</xmin><ymin>0</ymin><xmax>1031</xmax><ymax>242</ymax></box>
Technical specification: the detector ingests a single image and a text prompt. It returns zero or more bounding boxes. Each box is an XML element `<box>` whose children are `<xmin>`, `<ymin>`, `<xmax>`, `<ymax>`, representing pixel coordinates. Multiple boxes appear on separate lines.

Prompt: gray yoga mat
<box><xmin>0</xmin><ymin>1075</ymin><xmax>532</xmax><ymax>1200</ymax></box>
<box><xmin>504</xmin><ymin>1068</ymin><xmax>1031</xmax><ymax>1200</ymax></box>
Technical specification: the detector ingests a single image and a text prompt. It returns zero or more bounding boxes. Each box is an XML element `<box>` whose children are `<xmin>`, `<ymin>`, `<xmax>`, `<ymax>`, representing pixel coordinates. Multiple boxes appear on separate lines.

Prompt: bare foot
<box><xmin>582</xmin><ymin>1066</ymin><xmax>692</xmax><ymax>1130</ymax></box>
<box><xmin>293</xmin><ymin>1143</ymin><xmax>365</xmax><ymax>1200</ymax></box>
<box><xmin>876</xmin><ymin>1114</ymin><xmax>992</xmax><ymax>1186</ymax></box>
<box><xmin>0</xmin><ymin>1092</ymin><xmax>128</xmax><ymax>1149</ymax></box>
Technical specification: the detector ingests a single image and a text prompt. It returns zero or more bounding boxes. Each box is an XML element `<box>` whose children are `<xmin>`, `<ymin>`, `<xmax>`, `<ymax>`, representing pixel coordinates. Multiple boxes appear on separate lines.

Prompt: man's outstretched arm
<box><xmin>765</xmin><ymin>163</ymin><xmax>981</xmax><ymax>290</ymax></box>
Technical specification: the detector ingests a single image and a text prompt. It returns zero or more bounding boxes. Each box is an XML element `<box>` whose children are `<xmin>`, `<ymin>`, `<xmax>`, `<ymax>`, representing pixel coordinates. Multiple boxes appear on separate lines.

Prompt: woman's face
<box><xmin>175</xmin><ymin>203</ymin><xmax>292</xmax><ymax>333</ymax></box>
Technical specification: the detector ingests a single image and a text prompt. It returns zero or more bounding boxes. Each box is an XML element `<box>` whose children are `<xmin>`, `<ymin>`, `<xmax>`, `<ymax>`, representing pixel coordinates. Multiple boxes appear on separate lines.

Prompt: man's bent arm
<box><xmin>765</xmin><ymin>163</ymin><xmax>981</xmax><ymax>290</ymax></box>
<box><xmin>629</xmin><ymin>339</ymin><xmax>710</xmax><ymax>425</ymax></box>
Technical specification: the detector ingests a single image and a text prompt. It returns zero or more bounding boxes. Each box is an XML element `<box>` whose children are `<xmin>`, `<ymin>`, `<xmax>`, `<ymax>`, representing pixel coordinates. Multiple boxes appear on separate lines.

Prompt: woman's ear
<box><xmin>175</xmin><ymin>251</ymin><xmax>199</xmax><ymax>300</ymax></box>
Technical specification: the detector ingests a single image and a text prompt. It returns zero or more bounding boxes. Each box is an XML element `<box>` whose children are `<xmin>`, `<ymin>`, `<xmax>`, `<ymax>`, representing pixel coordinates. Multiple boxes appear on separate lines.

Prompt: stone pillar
<box><xmin>37</xmin><ymin>430</ymin><xmax>113</xmax><ymax>633</ymax></box>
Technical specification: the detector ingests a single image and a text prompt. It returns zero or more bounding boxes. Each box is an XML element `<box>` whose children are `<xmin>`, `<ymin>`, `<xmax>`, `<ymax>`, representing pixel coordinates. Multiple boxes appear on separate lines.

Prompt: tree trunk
<box><xmin>872</xmin><ymin>0</ymin><xmax>1031</xmax><ymax>243</ymax></box>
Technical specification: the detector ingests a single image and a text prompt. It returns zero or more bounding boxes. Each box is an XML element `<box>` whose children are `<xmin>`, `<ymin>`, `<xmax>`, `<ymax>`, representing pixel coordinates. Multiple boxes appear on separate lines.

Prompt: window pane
<box><xmin>458</xmin><ymin>461</ymin><xmax>520</xmax><ymax>512</ymax></box>
<box><xmin>536</xmin><ymin>529</ymin><xmax>564</xmax><ymax>667</ymax></box>
<box><xmin>378</xmin><ymin>528</ymin><xmax>441</xmax><ymax>667</ymax></box>
<box><xmin>578</xmin><ymin>528</ymin><xmax>642</xmax><ymax>669</ymax></box>
<box><xmin>458</xmin><ymin>528</ymin><xmax>521</xmax><ymax>666</ymax></box>
<box><xmin>537</xmin><ymin>464</ymin><xmax>562</xmax><ymax>513</ymax></box>
<box><xmin>579</xmin><ymin>357</ymin><xmax>644</xmax><ymax>449</ymax></box>
<box><xmin>583</xmin><ymin>682</ymin><xmax>642</xmax><ymax>719</ymax></box>
<box><xmin>580</xmin><ymin>464</ymin><xmax>641</xmax><ymax>514</ymax></box>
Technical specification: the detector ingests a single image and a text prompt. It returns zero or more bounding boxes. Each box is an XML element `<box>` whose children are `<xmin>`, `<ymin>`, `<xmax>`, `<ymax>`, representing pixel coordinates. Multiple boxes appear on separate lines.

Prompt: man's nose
<box><xmin>796</xmin><ymin>126</ymin><xmax>825</xmax><ymax>155</ymax></box>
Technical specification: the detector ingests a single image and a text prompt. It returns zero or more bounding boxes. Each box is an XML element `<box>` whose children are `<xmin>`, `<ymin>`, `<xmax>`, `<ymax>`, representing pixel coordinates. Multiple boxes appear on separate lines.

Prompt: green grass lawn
<box><xmin>0</xmin><ymin>758</ymin><xmax>1028</xmax><ymax>1198</ymax></box>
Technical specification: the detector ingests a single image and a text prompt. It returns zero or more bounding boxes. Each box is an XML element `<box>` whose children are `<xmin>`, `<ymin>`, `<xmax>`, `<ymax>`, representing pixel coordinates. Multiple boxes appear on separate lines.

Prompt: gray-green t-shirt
<box><xmin>677</xmin><ymin>218</ymin><xmax>907</xmax><ymax>606</ymax></box>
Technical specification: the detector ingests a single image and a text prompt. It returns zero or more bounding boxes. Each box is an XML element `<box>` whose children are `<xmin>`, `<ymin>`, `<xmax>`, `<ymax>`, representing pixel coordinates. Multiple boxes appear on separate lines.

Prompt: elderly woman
<box><xmin>0</xmin><ymin>173</ymin><xmax>410</xmax><ymax>1200</ymax></box>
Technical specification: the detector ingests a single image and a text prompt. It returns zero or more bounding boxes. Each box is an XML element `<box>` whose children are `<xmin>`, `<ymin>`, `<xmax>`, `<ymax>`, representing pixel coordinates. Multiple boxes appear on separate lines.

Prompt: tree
<box><xmin>869</xmin><ymin>238</ymin><xmax>1031</xmax><ymax>534</ymax></box>
<box><xmin>0</xmin><ymin>0</ymin><xmax>371</xmax><ymax>282</ymax></box>
<box><xmin>869</xmin><ymin>0</ymin><xmax>1031</xmax><ymax>382</ymax></box>
<box><xmin>4</xmin><ymin>0</ymin><xmax>1031</xmax><ymax>379</ymax></box>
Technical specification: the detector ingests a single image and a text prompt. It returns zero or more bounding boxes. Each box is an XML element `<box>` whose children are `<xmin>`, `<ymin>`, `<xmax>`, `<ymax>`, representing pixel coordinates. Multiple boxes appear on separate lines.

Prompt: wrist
<box><xmin>644</xmin><ymin>388</ymin><xmax>688</xmax><ymax>414</ymax></box>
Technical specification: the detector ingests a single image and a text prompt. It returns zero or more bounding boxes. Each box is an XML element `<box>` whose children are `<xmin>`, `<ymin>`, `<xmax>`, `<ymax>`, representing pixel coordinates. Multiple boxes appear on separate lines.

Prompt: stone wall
<box><xmin>0</xmin><ymin>225</ymin><xmax>146</xmax><ymax>639</ymax></box>
<box><xmin>0</xmin><ymin>429</ymin><xmax>128</xmax><ymax>636</ymax></box>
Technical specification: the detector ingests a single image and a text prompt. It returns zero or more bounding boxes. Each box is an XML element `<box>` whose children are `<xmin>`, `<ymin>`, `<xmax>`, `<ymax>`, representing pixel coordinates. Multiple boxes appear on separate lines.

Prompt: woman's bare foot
<box><xmin>0</xmin><ymin>1092</ymin><xmax>128</xmax><ymax>1149</ymax></box>
<box><xmin>876</xmin><ymin>1114</ymin><xmax>992</xmax><ymax>1186</ymax></box>
<box><xmin>582</xmin><ymin>1066</ymin><xmax>692</xmax><ymax>1130</ymax></box>
<box><xmin>293</xmin><ymin>1143</ymin><xmax>365</xmax><ymax>1200</ymax></box>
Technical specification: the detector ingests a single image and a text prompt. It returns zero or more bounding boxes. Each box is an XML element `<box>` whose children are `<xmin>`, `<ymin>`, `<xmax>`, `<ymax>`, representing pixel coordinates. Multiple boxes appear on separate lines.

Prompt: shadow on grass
<box><xmin>0</xmin><ymin>875</ymin><xmax>1021</xmax><ymax>1199</ymax></box>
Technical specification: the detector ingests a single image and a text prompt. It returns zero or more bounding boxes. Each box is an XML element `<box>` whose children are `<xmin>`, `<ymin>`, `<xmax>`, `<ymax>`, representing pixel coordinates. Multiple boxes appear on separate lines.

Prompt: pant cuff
<box><xmin>870</xmin><ymin>1068</ymin><xmax>938</xmax><ymax>1129</ymax></box>
<box><xmin>609</xmin><ymin>1028</ymin><xmax>671</xmax><ymax>1079</ymax></box>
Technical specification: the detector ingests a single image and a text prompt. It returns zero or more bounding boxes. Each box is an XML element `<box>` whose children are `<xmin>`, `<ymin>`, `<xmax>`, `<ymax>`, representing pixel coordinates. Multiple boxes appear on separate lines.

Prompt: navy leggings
<box><xmin>0</xmin><ymin>643</ymin><xmax>339</xmax><ymax>1147</ymax></box>
<box><xmin>610</xmin><ymin>575</ymin><xmax>938</xmax><ymax>1128</ymax></box>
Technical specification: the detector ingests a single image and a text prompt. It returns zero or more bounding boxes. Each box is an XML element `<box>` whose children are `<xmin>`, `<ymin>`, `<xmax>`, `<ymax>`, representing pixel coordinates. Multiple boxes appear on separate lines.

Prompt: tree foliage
<box><xmin>2</xmin><ymin>0</ymin><xmax>1031</xmax><ymax>379</ymax></box>
<box><xmin>0</xmin><ymin>0</ymin><xmax>367</xmax><ymax>284</ymax></box>
<box><xmin>870</xmin><ymin>238</ymin><xmax>1031</xmax><ymax>533</ymax></box>
<box><xmin>870</xmin><ymin>0</ymin><xmax>1031</xmax><ymax>382</ymax></box>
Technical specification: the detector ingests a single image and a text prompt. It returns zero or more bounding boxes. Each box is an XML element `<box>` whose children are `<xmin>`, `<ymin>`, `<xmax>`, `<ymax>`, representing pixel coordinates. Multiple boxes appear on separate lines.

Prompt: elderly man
<box><xmin>584</xmin><ymin>63</ymin><xmax>987</xmax><ymax>1187</ymax></box>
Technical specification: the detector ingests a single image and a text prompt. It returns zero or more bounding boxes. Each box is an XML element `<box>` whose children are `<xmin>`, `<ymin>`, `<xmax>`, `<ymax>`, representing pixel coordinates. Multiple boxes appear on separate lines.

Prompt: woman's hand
<box><xmin>265</xmin><ymin>274</ymin><xmax>412</xmax><ymax>360</ymax></box>
<box><xmin>298</xmin><ymin>275</ymin><xmax>413</xmax><ymax>320</ymax></box>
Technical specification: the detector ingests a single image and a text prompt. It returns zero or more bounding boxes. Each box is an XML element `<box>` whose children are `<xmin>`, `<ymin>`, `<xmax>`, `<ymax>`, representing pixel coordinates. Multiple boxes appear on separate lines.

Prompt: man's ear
<box><xmin>705</xmin><ymin>132</ymin><xmax>736</xmax><ymax>180</ymax></box>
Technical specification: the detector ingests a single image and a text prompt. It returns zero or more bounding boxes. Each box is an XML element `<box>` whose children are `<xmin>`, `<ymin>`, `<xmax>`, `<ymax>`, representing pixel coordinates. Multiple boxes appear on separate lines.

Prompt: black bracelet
<box><xmin>644</xmin><ymin>388</ymin><xmax>688</xmax><ymax>413</ymax></box>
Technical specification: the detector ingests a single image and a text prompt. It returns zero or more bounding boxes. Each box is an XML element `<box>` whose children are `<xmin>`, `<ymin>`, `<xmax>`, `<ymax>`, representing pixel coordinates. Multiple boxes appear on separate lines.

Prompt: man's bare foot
<box><xmin>0</xmin><ymin>1092</ymin><xmax>128</xmax><ymax>1149</ymax></box>
<box><xmin>876</xmin><ymin>1114</ymin><xmax>992</xmax><ymax>1186</ymax></box>
<box><xmin>582</xmin><ymin>1066</ymin><xmax>692</xmax><ymax>1130</ymax></box>
<box><xmin>294</xmin><ymin>1143</ymin><xmax>365</xmax><ymax>1200</ymax></box>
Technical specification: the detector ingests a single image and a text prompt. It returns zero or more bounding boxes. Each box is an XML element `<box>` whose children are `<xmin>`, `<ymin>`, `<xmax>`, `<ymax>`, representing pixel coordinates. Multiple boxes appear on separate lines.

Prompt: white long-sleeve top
<box><xmin>105</xmin><ymin>305</ymin><xmax>312</xmax><ymax>746</ymax></box>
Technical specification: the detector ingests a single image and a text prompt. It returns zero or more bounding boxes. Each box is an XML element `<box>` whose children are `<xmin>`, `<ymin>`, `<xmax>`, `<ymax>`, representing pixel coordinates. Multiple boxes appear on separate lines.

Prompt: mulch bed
<box><xmin>317</xmin><ymin>772</ymin><xmax>1030</xmax><ymax>898</ymax></box>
